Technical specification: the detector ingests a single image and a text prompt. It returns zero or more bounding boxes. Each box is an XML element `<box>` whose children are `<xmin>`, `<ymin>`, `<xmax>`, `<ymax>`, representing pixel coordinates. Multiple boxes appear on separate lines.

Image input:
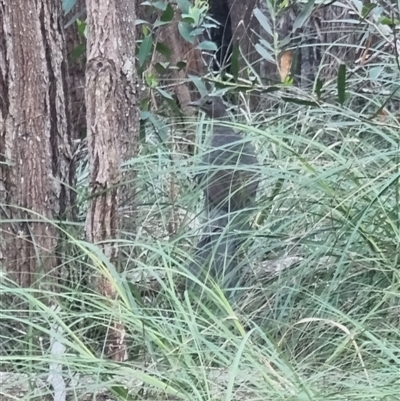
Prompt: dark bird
<box><xmin>187</xmin><ymin>95</ymin><xmax>259</xmax><ymax>291</ymax></box>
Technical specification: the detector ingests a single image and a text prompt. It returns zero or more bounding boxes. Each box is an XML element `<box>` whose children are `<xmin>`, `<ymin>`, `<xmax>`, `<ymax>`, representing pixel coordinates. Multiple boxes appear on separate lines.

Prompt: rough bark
<box><xmin>0</xmin><ymin>0</ymin><xmax>73</xmax><ymax>287</ymax></box>
<box><xmin>85</xmin><ymin>0</ymin><xmax>139</xmax><ymax>361</ymax></box>
<box><xmin>65</xmin><ymin>0</ymin><xmax>87</xmax><ymax>141</ymax></box>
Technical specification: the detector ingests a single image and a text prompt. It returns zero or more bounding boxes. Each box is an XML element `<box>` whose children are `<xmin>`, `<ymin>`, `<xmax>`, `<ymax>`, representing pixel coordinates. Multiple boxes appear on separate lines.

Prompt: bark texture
<box><xmin>85</xmin><ymin>0</ymin><xmax>139</xmax><ymax>361</ymax></box>
<box><xmin>65</xmin><ymin>0</ymin><xmax>87</xmax><ymax>141</ymax></box>
<box><xmin>0</xmin><ymin>0</ymin><xmax>73</xmax><ymax>287</ymax></box>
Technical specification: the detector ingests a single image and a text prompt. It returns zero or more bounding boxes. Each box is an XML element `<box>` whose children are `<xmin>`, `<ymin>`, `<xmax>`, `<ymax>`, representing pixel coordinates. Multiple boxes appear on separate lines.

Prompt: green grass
<box><xmin>1</xmin><ymin>88</ymin><xmax>399</xmax><ymax>400</ymax></box>
<box><xmin>2</xmin><ymin>1</ymin><xmax>400</xmax><ymax>399</ymax></box>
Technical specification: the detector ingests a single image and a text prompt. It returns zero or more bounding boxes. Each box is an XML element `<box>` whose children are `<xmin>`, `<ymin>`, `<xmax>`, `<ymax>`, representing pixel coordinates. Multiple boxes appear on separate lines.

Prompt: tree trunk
<box><xmin>227</xmin><ymin>0</ymin><xmax>258</xmax><ymax>74</ymax></box>
<box><xmin>0</xmin><ymin>0</ymin><xmax>73</xmax><ymax>287</ymax></box>
<box><xmin>85</xmin><ymin>0</ymin><xmax>139</xmax><ymax>361</ymax></box>
<box><xmin>65</xmin><ymin>0</ymin><xmax>87</xmax><ymax>142</ymax></box>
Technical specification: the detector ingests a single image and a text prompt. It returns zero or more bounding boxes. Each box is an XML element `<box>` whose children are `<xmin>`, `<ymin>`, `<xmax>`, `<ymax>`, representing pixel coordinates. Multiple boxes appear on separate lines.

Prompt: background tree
<box><xmin>84</xmin><ymin>0</ymin><xmax>139</xmax><ymax>361</ymax></box>
<box><xmin>0</xmin><ymin>0</ymin><xmax>74</xmax><ymax>288</ymax></box>
<box><xmin>1</xmin><ymin>1</ymin><xmax>399</xmax><ymax>399</ymax></box>
<box><xmin>65</xmin><ymin>0</ymin><xmax>87</xmax><ymax>141</ymax></box>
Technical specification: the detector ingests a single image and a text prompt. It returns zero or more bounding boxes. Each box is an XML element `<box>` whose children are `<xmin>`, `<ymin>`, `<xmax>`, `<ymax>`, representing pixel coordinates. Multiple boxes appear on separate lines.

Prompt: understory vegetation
<box><xmin>1</xmin><ymin>1</ymin><xmax>400</xmax><ymax>400</ymax></box>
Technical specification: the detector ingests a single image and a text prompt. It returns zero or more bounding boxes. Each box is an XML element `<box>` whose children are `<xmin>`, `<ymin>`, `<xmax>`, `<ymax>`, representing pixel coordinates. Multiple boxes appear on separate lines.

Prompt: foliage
<box><xmin>2</xmin><ymin>0</ymin><xmax>400</xmax><ymax>400</ymax></box>
<box><xmin>2</xmin><ymin>81</ymin><xmax>400</xmax><ymax>399</ymax></box>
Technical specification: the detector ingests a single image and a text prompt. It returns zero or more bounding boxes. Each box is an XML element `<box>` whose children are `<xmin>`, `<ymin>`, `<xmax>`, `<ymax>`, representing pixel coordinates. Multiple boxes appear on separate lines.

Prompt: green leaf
<box><xmin>178</xmin><ymin>21</ymin><xmax>194</xmax><ymax>43</ymax></box>
<box><xmin>138</xmin><ymin>35</ymin><xmax>153</xmax><ymax>67</ymax></box>
<box><xmin>293</xmin><ymin>0</ymin><xmax>315</xmax><ymax>31</ymax></box>
<box><xmin>176</xmin><ymin>61</ymin><xmax>186</xmax><ymax>70</ymax></box>
<box><xmin>253</xmin><ymin>8</ymin><xmax>273</xmax><ymax>36</ymax></box>
<box><xmin>181</xmin><ymin>14</ymin><xmax>196</xmax><ymax>24</ymax></box>
<box><xmin>314</xmin><ymin>78</ymin><xmax>323</xmax><ymax>99</ymax></box>
<box><xmin>142</xmin><ymin>24</ymin><xmax>150</xmax><ymax>36</ymax></box>
<box><xmin>379</xmin><ymin>16</ymin><xmax>400</xmax><ymax>26</ymax></box>
<box><xmin>156</xmin><ymin>88</ymin><xmax>174</xmax><ymax>100</ymax></box>
<box><xmin>337</xmin><ymin>64</ymin><xmax>346</xmax><ymax>106</ymax></box>
<box><xmin>188</xmin><ymin>75</ymin><xmax>208</xmax><ymax>95</ymax></box>
<box><xmin>259</xmin><ymin>38</ymin><xmax>274</xmax><ymax>53</ymax></box>
<box><xmin>111</xmin><ymin>386</ymin><xmax>137</xmax><ymax>400</ymax></box>
<box><xmin>140</xmin><ymin>98</ymin><xmax>150</xmax><ymax>111</ymax></box>
<box><xmin>135</xmin><ymin>19</ymin><xmax>148</xmax><ymax>26</ymax></box>
<box><xmin>156</xmin><ymin>42</ymin><xmax>171</xmax><ymax>58</ymax></box>
<box><xmin>186</xmin><ymin>5</ymin><xmax>206</xmax><ymax>26</ymax></box>
<box><xmin>155</xmin><ymin>62</ymin><xmax>169</xmax><ymax>73</ymax></box>
<box><xmin>361</xmin><ymin>2</ymin><xmax>377</xmax><ymax>18</ymax></box>
<box><xmin>196</xmin><ymin>41</ymin><xmax>218</xmax><ymax>51</ymax></box>
<box><xmin>160</xmin><ymin>3</ymin><xmax>174</xmax><ymax>22</ymax></box>
<box><xmin>255</xmin><ymin>43</ymin><xmax>275</xmax><ymax>63</ymax></box>
<box><xmin>176</xmin><ymin>0</ymin><xmax>191</xmax><ymax>14</ymax></box>
<box><xmin>214</xmin><ymin>82</ymin><xmax>254</xmax><ymax>91</ymax></box>
<box><xmin>153</xmin><ymin>20</ymin><xmax>170</xmax><ymax>28</ymax></box>
<box><xmin>190</xmin><ymin>27</ymin><xmax>205</xmax><ymax>37</ymax></box>
<box><xmin>148</xmin><ymin>113</ymin><xmax>169</xmax><ymax>141</ymax></box>
<box><xmin>77</xmin><ymin>19</ymin><xmax>87</xmax><ymax>36</ymax></box>
<box><xmin>69</xmin><ymin>43</ymin><xmax>85</xmax><ymax>63</ymax></box>
<box><xmin>144</xmin><ymin>73</ymin><xmax>158</xmax><ymax>88</ymax></box>
<box><xmin>140</xmin><ymin>110</ymin><xmax>150</xmax><ymax>120</ymax></box>
<box><xmin>280</xmin><ymin>34</ymin><xmax>292</xmax><ymax>48</ymax></box>
<box><xmin>369</xmin><ymin>66</ymin><xmax>382</xmax><ymax>80</ymax></box>
<box><xmin>140</xmin><ymin>116</ymin><xmax>147</xmax><ymax>141</ymax></box>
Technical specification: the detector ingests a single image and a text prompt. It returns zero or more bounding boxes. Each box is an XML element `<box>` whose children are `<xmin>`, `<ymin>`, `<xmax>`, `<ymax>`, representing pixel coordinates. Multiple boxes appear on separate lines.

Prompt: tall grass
<box><xmin>2</xmin><ymin>87</ymin><xmax>399</xmax><ymax>399</ymax></box>
<box><xmin>2</xmin><ymin>3</ymin><xmax>400</xmax><ymax>399</ymax></box>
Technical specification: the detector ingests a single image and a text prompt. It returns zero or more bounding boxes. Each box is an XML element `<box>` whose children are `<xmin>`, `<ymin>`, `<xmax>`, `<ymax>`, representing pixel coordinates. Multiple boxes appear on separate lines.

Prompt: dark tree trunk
<box><xmin>227</xmin><ymin>0</ymin><xmax>258</xmax><ymax>73</ymax></box>
<box><xmin>65</xmin><ymin>0</ymin><xmax>87</xmax><ymax>142</ymax></box>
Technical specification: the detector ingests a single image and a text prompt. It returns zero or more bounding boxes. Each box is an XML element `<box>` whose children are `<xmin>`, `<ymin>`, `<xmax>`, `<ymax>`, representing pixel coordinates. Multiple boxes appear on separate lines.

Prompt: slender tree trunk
<box><xmin>85</xmin><ymin>0</ymin><xmax>139</xmax><ymax>361</ymax></box>
<box><xmin>0</xmin><ymin>0</ymin><xmax>73</xmax><ymax>287</ymax></box>
<box><xmin>227</xmin><ymin>0</ymin><xmax>258</xmax><ymax>71</ymax></box>
<box><xmin>65</xmin><ymin>0</ymin><xmax>87</xmax><ymax>142</ymax></box>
